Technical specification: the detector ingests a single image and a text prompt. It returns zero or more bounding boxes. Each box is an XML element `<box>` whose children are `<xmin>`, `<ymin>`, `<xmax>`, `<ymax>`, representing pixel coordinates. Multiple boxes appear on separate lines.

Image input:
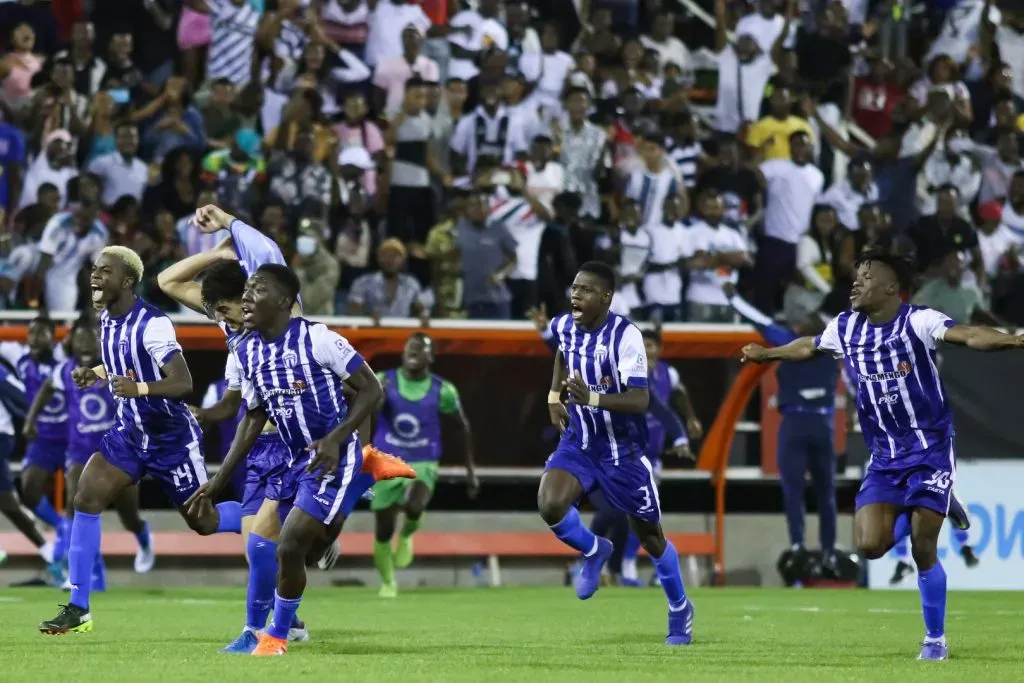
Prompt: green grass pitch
<box><xmin>1</xmin><ymin>586</ymin><xmax>1022</xmax><ymax>682</ymax></box>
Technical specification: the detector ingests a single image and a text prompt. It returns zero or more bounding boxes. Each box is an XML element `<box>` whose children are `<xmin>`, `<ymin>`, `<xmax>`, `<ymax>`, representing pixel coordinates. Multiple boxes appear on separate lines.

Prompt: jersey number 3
<box><xmin>638</xmin><ymin>486</ymin><xmax>653</xmax><ymax>513</ymax></box>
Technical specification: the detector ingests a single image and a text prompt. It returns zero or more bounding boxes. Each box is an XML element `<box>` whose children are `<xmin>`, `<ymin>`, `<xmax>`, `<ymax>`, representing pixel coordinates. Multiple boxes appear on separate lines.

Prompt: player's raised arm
<box><xmin>741</xmin><ymin>336</ymin><xmax>818</xmax><ymax>363</ymax></box>
<box><xmin>940</xmin><ymin>324</ymin><xmax>1024</xmax><ymax>351</ymax></box>
<box><xmin>156</xmin><ymin>237</ymin><xmax>237</xmax><ymax>314</ymax></box>
<box><xmin>109</xmin><ymin>317</ymin><xmax>193</xmax><ymax>399</ymax></box>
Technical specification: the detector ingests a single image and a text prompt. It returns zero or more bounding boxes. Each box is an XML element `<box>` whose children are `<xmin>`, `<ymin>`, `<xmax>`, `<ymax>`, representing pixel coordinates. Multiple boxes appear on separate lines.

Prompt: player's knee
<box><xmin>277</xmin><ymin>535</ymin><xmax>305</xmax><ymax>566</ymax></box>
<box><xmin>856</xmin><ymin>535</ymin><xmax>890</xmax><ymax>560</ymax></box>
<box><xmin>72</xmin><ymin>489</ymin><xmax>105</xmax><ymax>515</ymax></box>
<box><xmin>537</xmin><ymin>490</ymin><xmax>572</xmax><ymax>526</ymax></box>
<box><xmin>404</xmin><ymin>502</ymin><xmax>426</xmax><ymax>520</ymax></box>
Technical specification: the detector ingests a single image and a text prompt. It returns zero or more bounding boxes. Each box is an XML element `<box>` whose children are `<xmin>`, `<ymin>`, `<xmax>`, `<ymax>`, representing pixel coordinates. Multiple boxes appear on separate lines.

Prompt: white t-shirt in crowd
<box><xmin>364</xmin><ymin>0</ymin><xmax>432</xmax><ymax>67</ymax></box>
<box><xmin>87</xmin><ymin>153</ymin><xmax>148</xmax><ymax>206</ymax></box>
<box><xmin>596</xmin><ymin>227</ymin><xmax>651</xmax><ymax>312</ymax></box>
<box><xmin>734</xmin><ymin>12</ymin><xmax>795</xmax><ymax>53</ymax></box>
<box><xmin>714</xmin><ymin>48</ymin><xmax>773</xmax><ymax>134</ymax></box>
<box><xmin>37</xmin><ymin>211</ymin><xmax>109</xmax><ymax>312</ymax></box>
<box><xmin>640</xmin><ymin>34</ymin><xmax>693</xmax><ymax>72</ymax></box>
<box><xmin>926</xmin><ymin>0</ymin><xmax>1001</xmax><ymax>64</ymax></box>
<box><xmin>978</xmin><ymin>223</ymin><xmax>1019</xmax><ymax>275</ymax></box>
<box><xmin>642</xmin><ymin>221</ymin><xmax>685</xmax><ymax>305</ymax></box>
<box><xmin>18</xmin><ymin>156</ymin><xmax>76</xmax><ymax>210</ymax></box>
<box><xmin>447</xmin><ymin>10</ymin><xmax>508</xmax><ymax>80</ymax></box>
<box><xmin>680</xmin><ymin>220</ymin><xmax>748</xmax><ymax>306</ymax></box>
<box><xmin>518</xmin><ymin>50</ymin><xmax>575</xmax><ymax>110</ymax></box>
<box><xmin>760</xmin><ymin>159</ymin><xmax>825</xmax><ymax>244</ymax></box>
<box><xmin>822</xmin><ymin>179</ymin><xmax>878</xmax><ymax>230</ymax></box>
<box><xmin>625</xmin><ymin>162</ymin><xmax>683</xmax><ymax>229</ymax></box>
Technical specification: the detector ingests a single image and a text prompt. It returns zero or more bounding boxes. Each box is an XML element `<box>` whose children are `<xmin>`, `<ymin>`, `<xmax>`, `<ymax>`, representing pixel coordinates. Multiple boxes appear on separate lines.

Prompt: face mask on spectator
<box><xmin>296</xmin><ymin>235</ymin><xmax>318</xmax><ymax>256</ymax></box>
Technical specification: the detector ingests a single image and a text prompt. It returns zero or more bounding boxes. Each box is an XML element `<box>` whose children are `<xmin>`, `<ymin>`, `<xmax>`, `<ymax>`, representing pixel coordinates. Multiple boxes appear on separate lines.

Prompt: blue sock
<box><xmin>215</xmin><ymin>501</ymin><xmax>242</xmax><ymax>534</ymax></box>
<box><xmin>291</xmin><ymin>614</ymin><xmax>303</xmax><ymax>628</ymax></box>
<box><xmin>918</xmin><ymin>561</ymin><xmax>947</xmax><ymax>639</ymax></box>
<box><xmin>54</xmin><ymin>516</ymin><xmax>73</xmax><ymax>564</ymax></box>
<box><xmin>34</xmin><ymin>497</ymin><xmax>62</xmax><ymax>528</ymax></box>
<box><xmin>549</xmin><ymin>507</ymin><xmax>598</xmax><ymax>555</ymax></box>
<box><xmin>68</xmin><ymin>512</ymin><xmax>101</xmax><ymax>610</ymax></box>
<box><xmin>652</xmin><ymin>541</ymin><xmax>688</xmax><ymax>609</ymax></box>
<box><xmin>135</xmin><ymin>520</ymin><xmax>151</xmax><ymax>549</ymax></box>
<box><xmin>952</xmin><ymin>526</ymin><xmax>969</xmax><ymax>547</ymax></box>
<box><xmin>893</xmin><ymin>535</ymin><xmax>909</xmax><ymax>560</ymax></box>
<box><xmin>246</xmin><ymin>533</ymin><xmax>278</xmax><ymax>631</ymax></box>
<box><xmin>266</xmin><ymin>591</ymin><xmax>302</xmax><ymax>640</ymax></box>
<box><xmin>623</xmin><ymin>531</ymin><xmax>641</xmax><ymax>561</ymax></box>
<box><xmin>892</xmin><ymin>512</ymin><xmax>911</xmax><ymax>545</ymax></box>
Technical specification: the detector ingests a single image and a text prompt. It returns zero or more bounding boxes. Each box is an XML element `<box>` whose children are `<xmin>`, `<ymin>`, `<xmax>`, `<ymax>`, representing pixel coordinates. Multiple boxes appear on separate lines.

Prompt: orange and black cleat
<box><xmin>361</xmin><ymin>445</ymin><xmax>416</xmax><ymax>482</ymax></box>
<box><xmin>251</xmin><ymin>633</ymin><xmax>288</xmax><ymax>656</ymax></box>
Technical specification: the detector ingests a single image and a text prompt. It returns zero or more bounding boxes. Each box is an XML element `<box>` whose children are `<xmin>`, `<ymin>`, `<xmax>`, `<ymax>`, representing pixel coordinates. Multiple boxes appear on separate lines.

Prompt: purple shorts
<box><xmin>66</xmin><ymin>440</ymin><xmax>102</xmax><ymax>469</ymax></box>
<box><xmin>856</xmin><ymin>437</ymin><xmax>956</xmax><ymax>517</ymax></box>
<box><xmin>293</xmin><ymin>436</ymin><xmax>373</xmax><ymax>526</ymax></box>
<box><xmin>100</xmin><ymin>427</ymin><xmax>209</xmax><ymax>508</ymax></box>
<box><xmin>241</xmin><ymin>433</ymin><xmax>297</xmax><ymax>517</ymax></box>
<box><xmin>545</xmin><ymin>439</ymin><xmax>662</xmax><ymax>523</ymax></box>
<box><xmin>23</xmin><ymin>437</ymin><xmax>68</xmax><ymax>474</ymax></box>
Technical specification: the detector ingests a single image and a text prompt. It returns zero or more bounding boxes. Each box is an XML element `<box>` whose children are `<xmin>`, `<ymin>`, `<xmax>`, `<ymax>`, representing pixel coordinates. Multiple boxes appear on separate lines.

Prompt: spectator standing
<box><xmin>78</xmin><ymin>90</ymin><xmax>116</xmax><ymax>165</ymax></box>
<box><xmin>912</xmin><ymin>252</ymin><xmax>995</xmax><ymax>325</ymax></box>
<box><xmin>594</xmin><ymin>197</ymin><xmax>650</xmax><ymax>317</ymax></box>
<box><xmin>205</xmin><ymin>0</ymin><xmax>261</xmax><ymax>86</ymax></box>
<box><xmin>696</xmin><ymin>137</ymin><xmax>763</xmax><ymax>231</ymax></box>
<box><xmin>849</xmin><ymin>50</ymin><xmax>902</xmax><ymax>139</ymax></box>
<box><xmin>348</xmin><ymin>238</ymin><xmax>431</xmax><ymax>319</ymax></box>
<box><xmin>746</xmin><ymin>84</ymin><xmax>813</xmax><ymax>161</ymax></box>
<box><xmin>458</xmin><ymin>191</ymin><xmax>518</xmax><ymax>319</ymax></box>
<box><xmin>18</xmin><ymin>130</ymin><xmax>76</xmax><ymax>210</ymax></box>
<box><xmin>364</xmin><ymin>0</ymin><xmax>433</xmax><ymax>68</ymax></box>
<box><xmin>373</xmin><ymin>25</ymin><xmax>440</xmax><ymax>119</ymax></box>
<box><xmin>641</xmin><ymin>10</ymin><xmax>692</xmax><ymax>74</ymax></box>
<box><xmin>787</xmin><ymin>204</ymin><xmax>839</xmax><ymax>322</ymax></box>
<box><xmin>36</xmin><ymin>200</ymin><xmax>109</xmax><ymax>312</ymax></box>
<box><xmin>293</xmin><ymin>216</ymin><xmax>340</xmax><ymax>315</ymax></box>
<box><xmin>909</xmin><ymin>184</ymin><xmax>983</xmax><ymax>282</ymax></box>
<box><xmin>315</xmin><ymin>0</ymin><xmax>372</xmax><ymax>58</ymax></box>
<box><xmin>268</xmin><ymin>124</ymin><xmax>333</xmax><ymax>223</ymax></box>
<box><xmin>1</xmin><ymin>23</ymin><xmax>44</xmax><ymax>110</ymax></box>
<box><xmin>681</xmin><ymin>189</ymin><xmax>750</xmax><ymax>322</ymax></box>
<box><xmin>916</xmin><ymin>128</ymin><xmax>981</xmax><ymax>217</ymax></box>
<box><xmin>713</xmin><ymin>0</ymin><xmax>774</xmax><ymax>134</ymax></box>
<box><xmin>447</xmin><ymin>0</ymin><xmax>508</xmax><ymax>83</ymax></box>
<box><xmin>641</xmin><ymin>194</ymin><xmax>686</xmax><ymax>322</ymax></box>
<box><xmin>53</xmin><ymin>20</ymin><xmax>106</xmax><ymax>97</ymax></box>
<box><xmin>274</xmin><ymin>32</ymin><xmax>371</xmax><ymax>119</ymax></box>
<box><xmin>450</xmin><ymin>81</ymin><xmax>528</xmax><ymax>177</ymax></box>
<box><xmin>176</xmin><ymin>188</ymin><xmax>227</xmax><ymax>256</ymax></box>
<box><xmin>335</xmin><ymin>91</ymin><xmax>386</xmax><ymax>197</ymax></box>
<box><xmin>505</xmin><ymin>1</ymin><xmax>540</xmax><ymax>63</ymax></box>
<box><xmin>201</xmin><ymin>79</ymin><xmax>242</xmax><ymax>150</ymax></box>
<box><xmin>100</xmin><ymin>32</ymin><xmax>142</xmax><ymax>94</ymax></box>
<box><xmin>0</xmin><ymin>113</ymin><xmax>26</xmax><ymax>214</ymax></box>
<box><xmin>428</xmin><ymin>77</ymin><xmax>468</xmax><ymax>183</ymax></box>
<box><xmin>134</xmin><ymin>209</ymin><xmax>185</xmax><ymax>312</ymax></box>
<box><xmin>554</xmin><ymin>87</ymin><xmax>606</xmax><ymax>219</ymax></box>
<box><xmin>144</xmin><ymin>148</ymin><xmax>201</xmax><ymax>220</ymax></box>
<box><xmin>519</xmin><ymin>22</ymin><xmax>575</xmax><ymax>115</ymax></box>
<box><xmin>751</xmin><ymin>131</ymin><xmax>824</xmax><ymax>313</ymax></box>
<box><xmin>200</xmin><ymin>128</ymin><xmax>267</xmax><ymax>220</ymax></box>
<box><xmin>87</xmin><ymin>123</ymin><xmax>148</xmax><ymax>207</ymax></box>
<box><xmin>821</xmin><ymin>158</ymin><xmax>879</xmax><ymax>230</ymax></box>
<box><xmin>625</xmin><ymin>132</ymin><xmax>684</xmax><ymax>229</ymax></box>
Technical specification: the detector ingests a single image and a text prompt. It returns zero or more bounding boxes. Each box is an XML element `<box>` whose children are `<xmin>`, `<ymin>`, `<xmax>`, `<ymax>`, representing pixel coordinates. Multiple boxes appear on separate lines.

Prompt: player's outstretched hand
<box><xmin>72</xmin><ymin>366</ymin><xmax>100</xmax><ymax>389</ymax></box>
<box><xmin>306</xmin><ymin>434</ymin><xmax>342</xmax><ymax>477</ymax></box>
<box><xmin>526</xmin><ymin>303</ymin><xmax>549</xmax><ymax>332</ymax></box>
<box><xmin>111</xmin><ymin>376</ymin><xmax>140</xmax><ymax>398</ymax></box>
<box><xmin>466</xmin><ymin>469</ymin><xmax>480</xmax><ymax>499</ymax></box>
<box><xmin>686</xmin><ymin>417</ymin><xmax>704</xmax><ymax>440</ymax></box>
<box><xmin>664</xmin><ymin>443</ymin><xmax>695</xmax><ymax>461</ymax></box>
<box><xmin>740</xmin><ymin>343</ymin><xmax>769</xmax><ymax>364</ymax></box>
<box><xmin>564</xmin><ymin>370</ymin><xmax>592</xmax><ymax>406</ymax></box>
<box><xmin>183</xmin><ymin>478</ymin><xmax>224</xmax><ymax>513</ymax></box>
<box><xmin>193</xmin><ymin>204</ymin><xmax>235</xmax><ymax>233</ymax></box>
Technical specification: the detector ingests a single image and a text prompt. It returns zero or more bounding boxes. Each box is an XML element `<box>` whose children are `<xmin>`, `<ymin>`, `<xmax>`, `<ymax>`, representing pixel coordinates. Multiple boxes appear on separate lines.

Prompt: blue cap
<box><xmin>234</xmin><ymin>128</ymin><xmax>261</xmax><ymax>160</ymax></box>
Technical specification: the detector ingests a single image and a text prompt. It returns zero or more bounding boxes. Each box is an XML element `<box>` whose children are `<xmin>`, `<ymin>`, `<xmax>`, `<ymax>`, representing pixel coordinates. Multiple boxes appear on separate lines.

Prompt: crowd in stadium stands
<box><xmin>2</xmin><ymin>0</ymin><xmax>1024</xmax><ymax>325</ymax></box>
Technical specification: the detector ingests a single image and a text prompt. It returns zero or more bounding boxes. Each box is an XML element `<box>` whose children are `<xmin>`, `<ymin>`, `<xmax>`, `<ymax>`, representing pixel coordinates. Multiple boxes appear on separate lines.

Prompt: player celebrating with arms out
<box><xmin>189</xmin><ymin>265</ymin><xmax>406</xmax><ymax>656</ymax></box>
<box><xmin>371</xmin><ymin>332</ymin><xmax>478</xmax><ymax>598</ymax></box>
<box><xmin>38</xmin><ymin>247</ymin><xmax>239</xmax><ymax>635</ymax></box>
<box><xmin>741</xmin><ymin>248</ymin><xmax>1024</xmax><ymax>661</ymax></box>
<box><xmin>539</xmin><ymin>261</ymin><xmax>695</xmax><ymax>646</ymax></box>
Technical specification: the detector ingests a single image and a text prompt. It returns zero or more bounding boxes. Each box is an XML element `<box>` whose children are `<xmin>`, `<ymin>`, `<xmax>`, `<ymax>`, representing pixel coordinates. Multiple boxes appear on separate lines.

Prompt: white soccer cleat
<box><xmin>317</xmin><ymin>539</ymin><xmax>340</xmax><ymax>571</ymax></box>
<box><xmin>135</xmin><ymin>536</ymin><xmax>156</xmax><ymax>573</ymax></box>
<box><xmin>39</xmin><ymin>541</ymin><xmax>56</xmax><ymax>564</ymax></box>
<box><xmin>287</xmin><ymin>626</ymin><xmax>310</xmax><ymax>642</ymax></box>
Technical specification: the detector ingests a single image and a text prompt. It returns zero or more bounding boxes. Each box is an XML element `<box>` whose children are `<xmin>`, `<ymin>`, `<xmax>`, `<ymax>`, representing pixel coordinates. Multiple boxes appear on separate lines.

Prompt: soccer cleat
<box><xmin>317</xmin><ymin>539</ymin><xmax>340</xmax><ymax>571</ymax></box>
<box><xmin>361</xmin><ymin>445</ymin><xmax>416</xmax><ymax>482</ymax></box>
<box><xmin>378</xmin><ymin>582</ymin><xmax>398</xmax><ymax>599</ymax></box>
<box><xmin>575</xmin><ymin>537</ymin><xmax>613</xmax><ymax>600</ymax></box>
<box><xmin>947</xmin><ymin>491</ymin><xmax>971</xmax><ymax>531</ymax></box>
<box><xmin>960</xmin><ymin>545</ymin><xmax>979</xmax><ymax>568</ymax></box>
<box><xmin>394</xmin><ymin>535</ymin><xmax>414</xmax><ymax>569</ymax></box>
<box><xmin>38</xmin><ymin>604</ymin><xmax>93</xmax><ymax>635</ymax></box>
<box><xmin>220</xmin><ymin>629</ymin><xmax>260</xmax><ymax>654</ymax></box>
<box><xmin>666</xmin><ymin>598</ymin><xmax>695</xmax><ymax>646</ymax></box>
<box><xmin>135</xmin><ymin>528</ymin><xmax>155</xmax><ymax>573</ymax></box>
<box><xmin>287</xmin><ymin>617</ymin><xmax>309</xmax><ymax>642</ymax></box>
<box><xmin>918</xmin><ymin>639</ymin><xmax>949</xmax><ymax>661</ymax></box>
<box><xmin>251</xmin><ymin>633</ymin><xmax>287</xmax><ymax>656</ymax></box>
<box><xmin>889</xmin><ymin>560</ymin><xmax>915</xmax><ymax>585</ymax></box>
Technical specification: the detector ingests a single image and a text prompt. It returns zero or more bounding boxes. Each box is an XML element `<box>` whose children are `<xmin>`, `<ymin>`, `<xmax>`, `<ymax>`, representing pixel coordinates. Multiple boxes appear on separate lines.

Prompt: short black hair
<box><xmin>201</xmin><ymin>261</ymin><xmax>247</xmax><ymax>308</ymax></box>
<box><xmin>30</xmin><ymin>314</ymin><xmax>56</xmax><ymax>332</ymax></box>
<box><xmin>854</xmin><ymin>248</ymin><xmax>914</xmax><ymax>292</ymax></box>
<box><xmin>212</xmin><ymin>77</ymin><xmax>233</xmax><ymax>88</ymax></box>
<box><xmin>578</xmin><ymin>261</ymin><xmax>616</xmax><ymax>291</ymax></box>
<box><xmin>255</xmin><ymin>264</ymin><xmax>301</xmax><ymax>306</ymax></box>
<box><xmin>564</xmin><ymin>85</ymin><xmax>591</xmax><ymax>101</ymax></box>
<box><xmin>641</xmin><ymin>328</ymin><xmax>662</xmax><ymax>344</ymax></box>
<box><xmin>405</xmin><ymin>75</ymin><xmax>428</xmax><ymax>90</ymax></box>
<box><xmin>408</xmin><ymin>331</ymin><xmax>432</xmax><ymax>346</ymax></box>
<box><xmin>114</xmin><ymin>121</ymin><xmax>137</xmax><ymax>134</ymax></box>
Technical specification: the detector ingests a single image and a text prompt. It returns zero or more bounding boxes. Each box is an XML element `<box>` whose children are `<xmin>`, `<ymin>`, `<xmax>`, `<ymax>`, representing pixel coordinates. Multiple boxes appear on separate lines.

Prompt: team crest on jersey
<box><xmin>292</xmin><ymin>379</ymin><xmax>307</xmax><ymax>392</ymax></box>
<box><xmin>897</xmin><ymin>361</ymin><xmax>911</xmax><ymax>375</ymax></box>
<box><xmin>119</xmin><ymin>339</ymin><xmax>129</xmax><ymax>354</ymax></box>
<box><xmin>125</xmin><ymin>369</ymin><xmax>137</xmax><ymax>381</ymax></box>
<box><xmin>282</xmin><ymin>351</ymin><xmax>298</xmax><ymax>368</ymax></box>
<box><xmin>594</xmin><ymin>345</ymin><xmax>608</xmax><ymax>364</ymax></box>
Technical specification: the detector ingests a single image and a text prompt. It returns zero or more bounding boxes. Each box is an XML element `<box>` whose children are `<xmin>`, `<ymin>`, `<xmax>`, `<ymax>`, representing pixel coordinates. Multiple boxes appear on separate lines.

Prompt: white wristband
<box><xmin>137</xmin><ymin>382</ymin><xmax>150</xmax><ymax>397</ymax></box>
<box><xmin>92</xmin><ymin>365</ymin><xmax>107</xmax><ymax>380</ymax></box>
<box><xmin>587</xmin><ymin>393</ymin><xmax>600</xmax><ymax>408</ymax></box>
<box><xmin>547</xmin><ymin>391</ymin><xmax>561</xmax><ymax>404</ymax></box>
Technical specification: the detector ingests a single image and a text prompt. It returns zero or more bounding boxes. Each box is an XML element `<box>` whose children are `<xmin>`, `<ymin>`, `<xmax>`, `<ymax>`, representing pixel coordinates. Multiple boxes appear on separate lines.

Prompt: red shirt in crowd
<box><xmin>850</xmin><ymin>78</ymin><xmax>903</xmax><ymax>139</ymax></box>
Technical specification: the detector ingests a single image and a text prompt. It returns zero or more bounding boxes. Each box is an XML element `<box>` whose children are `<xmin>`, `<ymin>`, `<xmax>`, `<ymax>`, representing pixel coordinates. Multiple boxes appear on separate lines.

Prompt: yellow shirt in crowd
<box><xmin>746</xmin><ymin>116</ymin><xmax>814</xmax><ymax>160</ymax></box>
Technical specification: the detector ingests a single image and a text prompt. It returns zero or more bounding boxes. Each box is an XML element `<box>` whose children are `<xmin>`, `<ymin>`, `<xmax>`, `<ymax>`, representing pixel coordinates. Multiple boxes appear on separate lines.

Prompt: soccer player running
<box><xmin>38</xmin><ymin>246</ymin><xmax>239</xmax><ymax>635</ymax></box>
<box><xmin>371</xmin><ymin>332</ymin><xmax>478</xmax><ymax>598</ymax></box>
<box><xmin>539</xmin><ymin>261</ymin><xmax>695</xmax><ymax>646</ymax></box>
<box><xmin>24</xmin><ymin>316</ymin><xmax>154</xmax><ymax>589</ymax></box>
<box><xmin>189</xmin><ymin>264</ymin><xmax>392</xmax><ymax>656</ymax></box>
<box><xmin>741</xmin><ymin>249</ymin><xmax>1024</xmax><ymax>661</ymax></box>
<box><xmin>157</xmin><ymin>204</ymin><xmax>408</xmax><ymax>652</ymax></box>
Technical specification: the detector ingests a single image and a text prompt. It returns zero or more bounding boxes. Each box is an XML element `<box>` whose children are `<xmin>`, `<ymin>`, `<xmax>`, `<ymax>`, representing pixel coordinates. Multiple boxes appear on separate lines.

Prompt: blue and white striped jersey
<box><xmin>814</xmin><ymin>304</ymin><xmax>956</xmax><ymax>462</ymax></box>
<box><xmin>236</xmin><ymin>318</ymin><xmax>365</xmax><ymax>456</ymax></box>
<box><xmin>99</xmin><ymin>298</ymin><xmax>202</xmax><ymax>453</ymax></box>
<box><xmin>548</xmin><ymin>312</ymin><xmax>650</xmax><ymax>462</ymax></box>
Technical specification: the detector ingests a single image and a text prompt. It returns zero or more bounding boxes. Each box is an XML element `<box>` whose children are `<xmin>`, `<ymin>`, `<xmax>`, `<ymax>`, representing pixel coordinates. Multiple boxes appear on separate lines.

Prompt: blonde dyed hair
<box><xmin>100</xmin><ymin>246</ymin><xmax>145</xmax><ymax>284</ymax></box>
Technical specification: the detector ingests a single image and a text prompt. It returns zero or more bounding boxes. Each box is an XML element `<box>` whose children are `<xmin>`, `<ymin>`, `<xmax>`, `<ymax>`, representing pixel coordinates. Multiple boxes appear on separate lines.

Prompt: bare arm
<box><xmin>741</xmin><ymin>336</ymin><xmax>819</xmax><ymax>362</ymax></box>
<box><xmin>323</xmin><ymin>363</ymin><xmax>383</xmax><ymax>447</ymax></box>
<box><xmin>942</xmin><ymin>324</ymin><xmax>1024</xmax><ymax>351</ymax></box>
<box><xmin>581</xmin><ymin>384</ymin><xmax>650</xmax><ymax>413</ymax></box>
<box><xmin>194</xmin><ymin>388</ymin><xmax>242</xmax><ymax>423</ymax></box>
<box><xmin>22</xmin><ymin>378</ymin><xmax>53</xmax><ymax>439</ymax></box>
<box><xmin>112</xmin><ymin>353</ymin><xmax>193</xmax><ymax>399</ymax></box>
<box><xmin>156</xmin><ymin>239</ymin><xmax>234</xmax><ymax>314</ymax></box>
